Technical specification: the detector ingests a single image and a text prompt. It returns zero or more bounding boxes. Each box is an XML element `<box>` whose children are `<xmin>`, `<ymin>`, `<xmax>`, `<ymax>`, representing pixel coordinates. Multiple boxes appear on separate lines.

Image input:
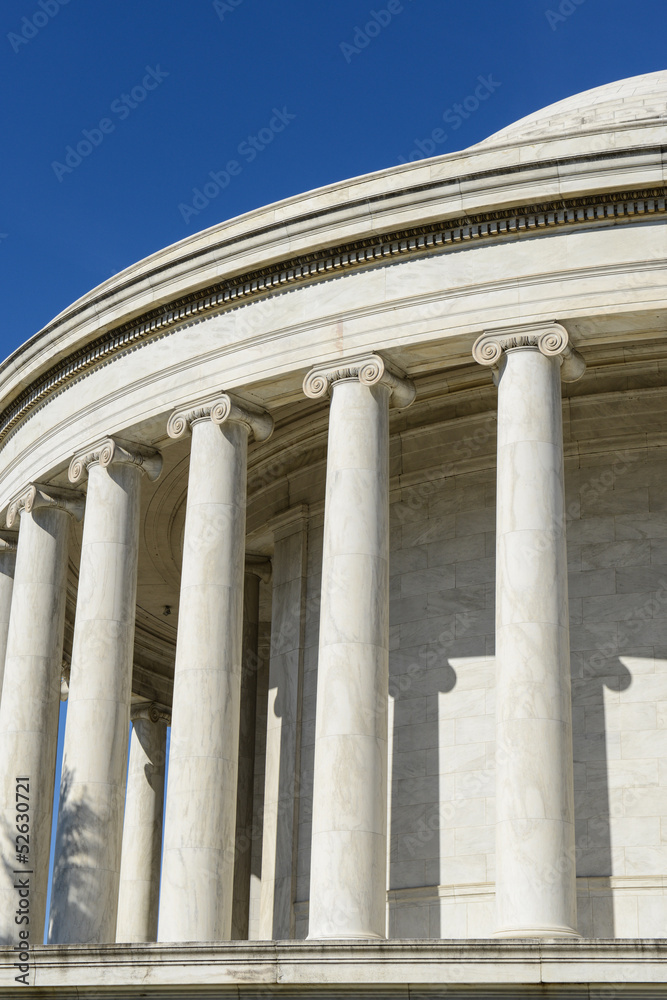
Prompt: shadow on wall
<box><xmin>247</xmin><ymin>621</ymin><xmax>271</xmax><ymax>938</ymax></box>
<box><xmin>572</xmin><ymin>651</ymin><xmax>632</xmax><ymax>938</ymax></box>
<box><xmin>387</xmin><ymin>467</ymin><xmax>497</xmax><ymax>939</ymax></box>
<box><xmin>389</xmin><ymin>650</ymin><xmax>457</xmax><ymax>938</ymax></box>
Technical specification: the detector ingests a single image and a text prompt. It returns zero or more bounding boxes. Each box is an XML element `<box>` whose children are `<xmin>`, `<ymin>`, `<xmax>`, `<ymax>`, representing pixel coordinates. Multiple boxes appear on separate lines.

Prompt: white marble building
<box><xmin>0</xmin><ymin>71</ymin><xmax>666</xmax><ymax>995</ymax></box>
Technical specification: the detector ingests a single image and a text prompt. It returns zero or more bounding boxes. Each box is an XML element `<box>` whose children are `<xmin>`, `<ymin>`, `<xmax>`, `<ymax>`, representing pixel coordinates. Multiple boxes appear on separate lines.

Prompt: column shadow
<box><xmin>572</xmin><ymin>654</ymin><xmax>632</xmax><ymax>937</ymax></box>
<box><xmin>388</xmin><ymin>648</ymin><xmax>457</xmax><ymax>939</ymax></box>
<box><xmin>47</xmin><ymin>765</ymin><xmax>106</xmax><ymax>944</ymax></box>
<box><xmin>248</xmin><ymin>626</ymin><xmax>270</xmax><ymax>939</ymax></box>
<box><xmin>232</xmin><ymin>655</ymin><xmax>259</xmax><ymax>940</ymax></box>
<box><xmin>262</xmin><ymin>654</ymin><xmax>302</xmax><ymax>939</ymax></box>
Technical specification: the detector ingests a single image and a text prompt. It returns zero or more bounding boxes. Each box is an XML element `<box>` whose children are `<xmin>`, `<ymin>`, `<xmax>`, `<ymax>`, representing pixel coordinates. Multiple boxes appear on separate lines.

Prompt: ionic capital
<box><xmin>303</xmin><ymin>353</ymin><xmax>416</xmax><ymax>408</ymax></box>
<box><xmin>167</xmin><ymin>393</ymin><xmax>273</xmax><ymax>443</ymax></box>
<box><xmin>130</xmin><ymin>701</ymin><xmax>171</xmax><ymax>725</ymax></box>
<box><xmin>245</xmin><ymin>554</ymin><xmax>272</xmax><ymax>584</ymax></box>
<box><xmin>472</xmin><ymin>323</ymin><xmax>585</xmax><ymax>383</ymax></box>
<box><xmin>60</xmin><ymin>662</ymin><xmax>71</xmax><ymax>702</ymax></box>
<box><xmin>69</xmin><ymin>437</ymin><xmax>162</xmax><ymax>484</ymax></box>
<box><xmin>6</xmin><ymin>482</ymin><xmax>84</xmax><ymax>528</ymax></box>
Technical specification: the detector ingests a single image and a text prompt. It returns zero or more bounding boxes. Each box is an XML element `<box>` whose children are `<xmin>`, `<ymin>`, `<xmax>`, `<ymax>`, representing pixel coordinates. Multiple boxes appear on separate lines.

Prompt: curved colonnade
<box><xmin>0</xmin><ymin>75</ymin><xmax>666</xmax><ymax>985</ymax></box>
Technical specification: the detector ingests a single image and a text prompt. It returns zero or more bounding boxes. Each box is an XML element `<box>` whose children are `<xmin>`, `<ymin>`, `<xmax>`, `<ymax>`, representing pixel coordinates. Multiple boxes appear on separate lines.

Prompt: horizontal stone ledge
<box><xmin>1</xmin><ymin>940</ymin><xmax>667</xmax><ymax>993</ymax></box>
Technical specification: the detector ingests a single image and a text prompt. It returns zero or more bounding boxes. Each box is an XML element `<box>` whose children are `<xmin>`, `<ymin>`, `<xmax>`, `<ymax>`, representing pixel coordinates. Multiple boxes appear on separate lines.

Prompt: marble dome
<box><xmin>481</xmin><ymin>69</ymin><xmax>667</xmax><ymax>145</ymax></box>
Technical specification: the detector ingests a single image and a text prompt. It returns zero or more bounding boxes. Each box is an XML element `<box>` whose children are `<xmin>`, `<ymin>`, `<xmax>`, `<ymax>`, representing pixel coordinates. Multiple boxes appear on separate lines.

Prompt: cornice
<box><xmin>69</xmin><ymin>436</ymin><xmax>163</xmax><ymax>484</ymax></box>
<box><xmin>167</xmin><ymin>392</ymin><xmax>273</xmax><ymax>443</ymax></box>
<box><xmin>304</xmin><ymin>353</ymin><xmax>416</xmax><ymax>408</ymax></box>
<box><xmin>6</xmin><ymin>482</ymin><xmax>84</xmax><ymax>529</ymax></box>
<box><xmin>0</xmin><ymin>185</ymin><xmax>664</xmax><ymax>445</ymax></box>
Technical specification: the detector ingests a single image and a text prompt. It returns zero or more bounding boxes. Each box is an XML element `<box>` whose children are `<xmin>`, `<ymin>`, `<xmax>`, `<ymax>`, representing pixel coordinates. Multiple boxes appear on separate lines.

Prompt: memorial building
<box><xmin>0</xmin><ymin>70</ymin><xmax>666</xmax><ymax>994</ymax></box>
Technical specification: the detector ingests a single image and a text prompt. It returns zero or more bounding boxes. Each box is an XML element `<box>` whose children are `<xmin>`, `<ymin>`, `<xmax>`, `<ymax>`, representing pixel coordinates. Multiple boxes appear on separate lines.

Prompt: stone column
<box><xmin>116</xmin><ymin>702</ymin><xmax>169</xmax><ymax>943</ymax></box>
<box><xmin>304</xmin><ymin>354</ymin><xmax>414</xmax><ymax>940</ymax></box>
<box><xmin>232</xmin><ymin>556</ymin><xmax>271</xmax><ymax>940</ymax></box>
<box><xmin>159</xmin><ymin>393</ymin><xmax>272</xmax><ymax>943</ymax></box>
<box><xmin>49</xmin><ymin>438</ymin><xmax>162</xmax><ymax>945</ymax></box>
<box><xmin>259</xmin><ymin>506</ymin><xmax>308</xmax><ymax>940</ymax></box>
<box><xmin>0</xmin><ymin>486</ymin><xmax>82</xmax><ymax>945</ymax></box>
<box><xmin>0</xmin><ymin>531</ymin><xmax>17</xmax><ymax>701</ymax></box>
<box><xmin>473</xmin><ymin>323</ymin><xmax>585</xmax><ymax>938</ymax></box>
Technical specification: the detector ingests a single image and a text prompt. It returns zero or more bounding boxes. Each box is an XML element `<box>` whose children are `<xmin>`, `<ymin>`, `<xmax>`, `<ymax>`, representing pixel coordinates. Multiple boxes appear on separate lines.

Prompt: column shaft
<box><xmin>259</xmin><ymin>512</ymin><xmax>307</xmax><ymax>940</ymax></box>
<box><xmin>49</xmin><ymin>457</ymin><xmax>145</xmax><ymax>944</ymax></box>
<box><xmin>0</xmin><ymin>495</ymin><xmax>77</xmax><ymax>945</ymax></box>
<box><xmin>474</xmin><ymin>326</ymin><xmax>584</xmax><ymax>939</ymax></box>
<box><xmin>495</xmin><ymin>346</ymin><xmax>578</xmax><ymax>936</ymax></box>
<box><xmin>116</xmin><ymin>707</ymin><xmax>168</xmax><ymax>942</ymax></box>
<box><xmin>308</xmin><ymin>375</ymin><xmax>391</xmax><ymax>939</ymax></box>
<box><xmin>159</xmin><ymin>401</ymin><xmax>267</xmax><ymax>942</ymax></box>
<box><xmin>0</xmin><ymin>537</ymin><xmax>17</xmax><ymax>701</ymax></box>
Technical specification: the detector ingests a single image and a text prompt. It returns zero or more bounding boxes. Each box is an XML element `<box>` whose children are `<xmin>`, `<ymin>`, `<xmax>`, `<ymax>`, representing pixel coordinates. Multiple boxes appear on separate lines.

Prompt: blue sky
<box><xmin>1</xmin><ymin>0</ymin><xmax>666</xmax><ymax>360</ymax></box>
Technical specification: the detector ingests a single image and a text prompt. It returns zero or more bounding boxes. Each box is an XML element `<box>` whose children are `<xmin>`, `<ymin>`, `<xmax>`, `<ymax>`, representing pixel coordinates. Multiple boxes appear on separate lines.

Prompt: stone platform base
<box><xmin>1</xmin><ymin>940</ymin><xmax>666</xmax><ymax>997</ymax></box>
